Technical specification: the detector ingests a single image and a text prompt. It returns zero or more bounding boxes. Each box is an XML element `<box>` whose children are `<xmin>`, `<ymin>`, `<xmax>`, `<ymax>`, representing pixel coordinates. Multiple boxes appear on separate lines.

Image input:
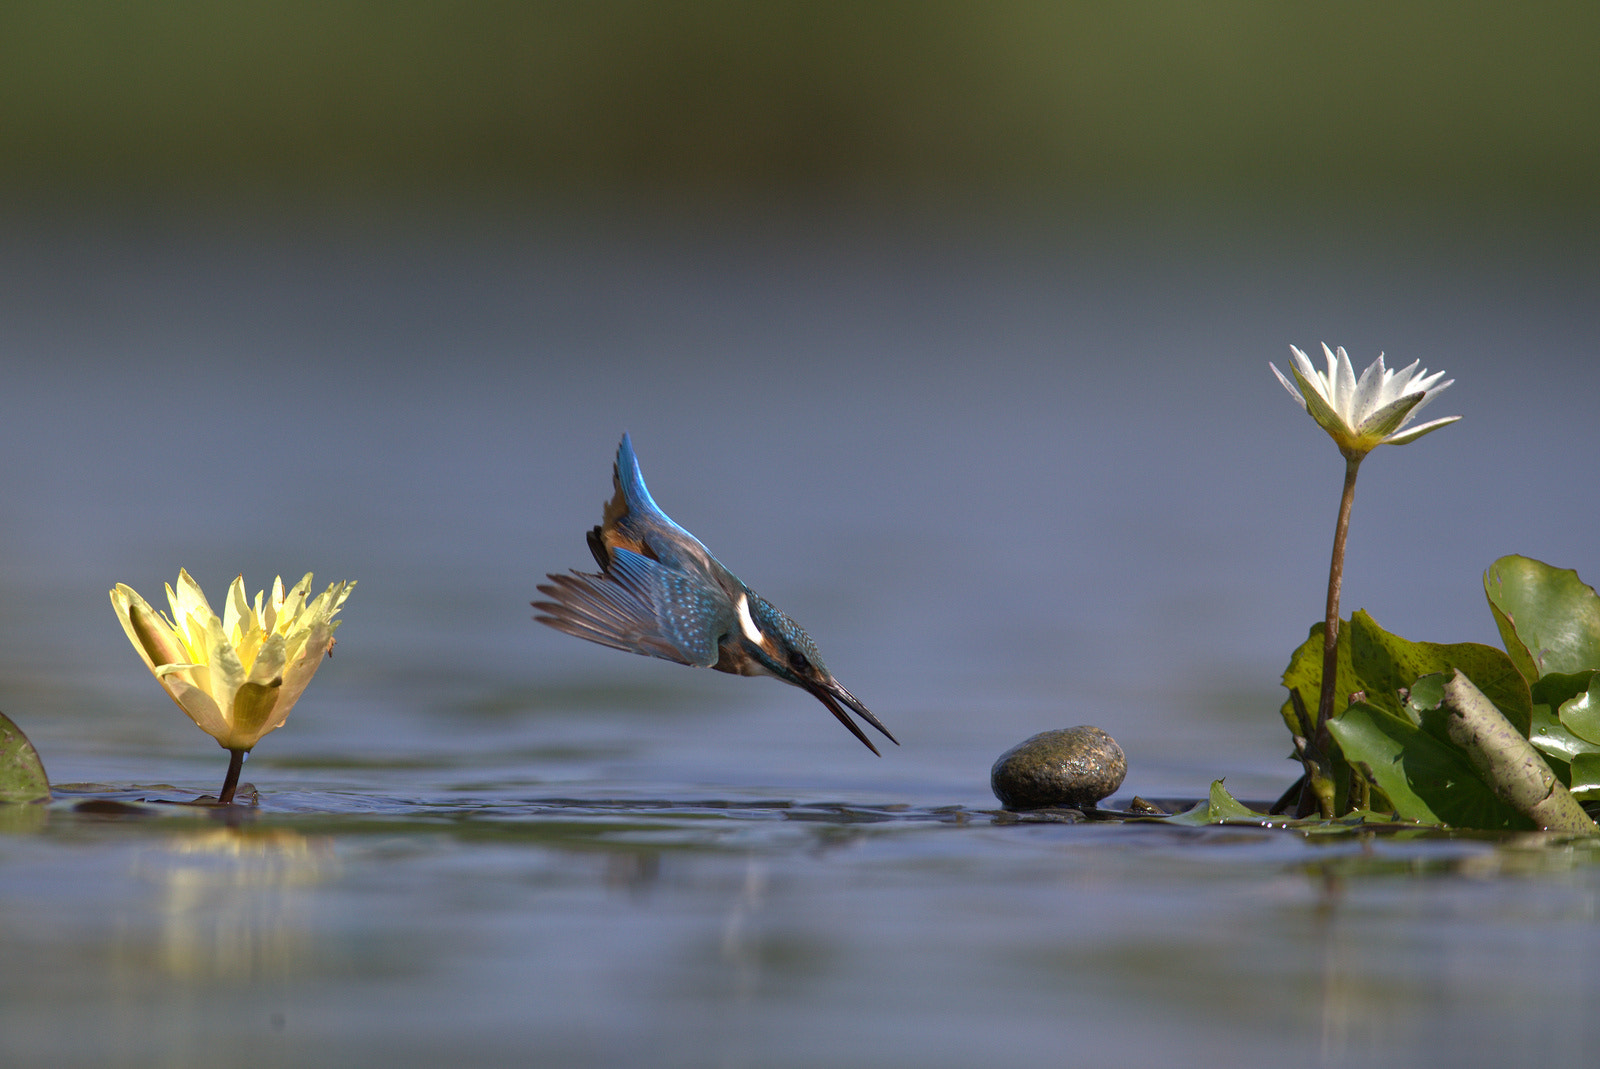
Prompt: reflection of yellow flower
<box><xmin>111</xmin><ymin>570</ymin><xmax>354</xmax><ymax>753</ymax></box>
<box><xmin>134</xmin><ymin>827</ymin><xmax>338</xmax><ymax>982</ymax></box>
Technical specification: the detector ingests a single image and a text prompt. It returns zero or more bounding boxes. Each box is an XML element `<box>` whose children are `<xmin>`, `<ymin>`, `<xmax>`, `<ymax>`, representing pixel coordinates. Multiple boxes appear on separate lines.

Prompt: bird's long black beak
<box><xmin>805</xmin><ymin>677</ymin><xmax>898</xmax><ymax>756</ymax></box>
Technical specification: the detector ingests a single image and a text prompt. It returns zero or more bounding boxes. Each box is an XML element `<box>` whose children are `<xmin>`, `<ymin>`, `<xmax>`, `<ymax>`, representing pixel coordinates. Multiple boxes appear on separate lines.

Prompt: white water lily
<box><xmin>1270</xmin><ymin>343</ymin><xmax>1460</xmax><ymax>458</ymax></box>
<box><xmin>1269</xmin><ymin>343</ymin><xmax>1462</xmax><ymax>818</ymax></box>
<box><xmin>111</xmin><ymin>570</ymin><xmax>354</xmax><ymax>756</ymax></box>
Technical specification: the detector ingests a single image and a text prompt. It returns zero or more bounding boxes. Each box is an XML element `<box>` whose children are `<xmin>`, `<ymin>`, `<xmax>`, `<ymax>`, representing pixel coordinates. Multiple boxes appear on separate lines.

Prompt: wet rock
<box><xmin>990</xmin><ymin>726</ymin><xmax>1127</xmax><ymax>810</ymax></box>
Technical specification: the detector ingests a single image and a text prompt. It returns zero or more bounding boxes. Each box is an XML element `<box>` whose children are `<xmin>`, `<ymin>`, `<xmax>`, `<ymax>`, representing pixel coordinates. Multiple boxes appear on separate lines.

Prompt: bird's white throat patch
<box><xmin>735</xmin><ymin>593</ymin><xmax>767</xmax><ymax>646</ymax></box>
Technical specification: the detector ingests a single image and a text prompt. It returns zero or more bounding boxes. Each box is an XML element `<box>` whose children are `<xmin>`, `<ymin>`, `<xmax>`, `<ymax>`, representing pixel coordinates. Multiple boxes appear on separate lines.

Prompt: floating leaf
<box><xmin>1484</xmin><ymin>556</ymin><xmax>1600</xmax><ymax>681</ymax></box>
<box><xmin>0</xmin><ymin>711</ymin><xmax>50</xmax><ymax>804</ymax></box>
<box><xmin>1327</xmin><ymin>701</ymin><xmax>1530</xmax><ymax>830</ymax></box>
<box><xmin>1164</xmin><ymin>780</ymin><xmax>1270</xmax><ymax>825</ymax></box>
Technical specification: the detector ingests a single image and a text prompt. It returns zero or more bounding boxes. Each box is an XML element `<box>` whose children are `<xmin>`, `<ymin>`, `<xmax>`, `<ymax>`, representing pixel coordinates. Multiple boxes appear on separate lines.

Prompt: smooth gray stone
<box><xmin>990</xmin><ymin>727</ymin><xmax>1127</xmax><ymax>810</ymax></box>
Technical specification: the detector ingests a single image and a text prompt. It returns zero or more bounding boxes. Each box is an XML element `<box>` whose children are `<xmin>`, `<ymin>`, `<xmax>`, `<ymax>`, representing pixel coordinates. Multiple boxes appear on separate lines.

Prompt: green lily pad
<box><xmin>1530</xmin><ymin>670</ymin><xmax>1597</xmax><ymax>713</ymax></box>
<box><xmin>1558</xmin><ymin>673</ymin><xmax>1600</xmax><ymax>745</ymax></box>
<box><xmin>1327</xmin><ymin>701</ymin><xmax>1531</xmax><ymax>831</ymax></box>
<box><xmin>1524</xmin><ymin>672</ymin><xmax>1600</xmax><ymax>770</ymax></box>
<box><xmin>0</xmin><ymin>711</ymin><xmax>50</xmax><ymax>804</ymax></box>
<box><xmin>1568</xmin><ymin>753</ymin><xmax>1600</xmax><ymax>803</ymax></box>
<box><xmin>1527</xmin><ymin>701</ymin><xmax>1600</xmax><ymax>767</ymax></box>
<box><xmin>1485</xmin><ymin>555</ymin><xmax>1600</xmax><ymax>681</ymax></box>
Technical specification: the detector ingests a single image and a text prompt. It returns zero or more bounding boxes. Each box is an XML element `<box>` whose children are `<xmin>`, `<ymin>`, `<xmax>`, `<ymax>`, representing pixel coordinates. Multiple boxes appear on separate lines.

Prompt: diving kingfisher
<box><xmin>534</xmin><ymin>433</ymin><xmax>897</xmax><ymax>755</ymax></box>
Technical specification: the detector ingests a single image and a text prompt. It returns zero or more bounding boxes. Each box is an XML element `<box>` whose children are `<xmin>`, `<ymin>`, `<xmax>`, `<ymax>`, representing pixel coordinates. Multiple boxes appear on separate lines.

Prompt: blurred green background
<box><xmin>3</xmin><ymin>1</ymin><xmax>1596</xmax><ymax>215</ymax></box>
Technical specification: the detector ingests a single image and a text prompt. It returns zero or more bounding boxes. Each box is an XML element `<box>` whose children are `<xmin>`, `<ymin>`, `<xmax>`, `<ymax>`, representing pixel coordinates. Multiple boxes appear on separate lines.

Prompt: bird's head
<box><xmin>733</xmin><ymin>590</ymin><xmax>897</xmax><ymax>754</ymax></box>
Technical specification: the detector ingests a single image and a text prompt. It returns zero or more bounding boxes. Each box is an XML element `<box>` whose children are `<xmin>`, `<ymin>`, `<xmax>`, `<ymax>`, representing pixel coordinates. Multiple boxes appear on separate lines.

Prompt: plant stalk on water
<box><xmin>1298</xmin><ymin>451</ymin><xmax>1364</xmax><ymax>816</ymax></box>
<box><xmin>1271</xmin><ymin>344</ymin><xmax>1459</xmax><ymax>816</ymax></box>
<box><xmin>219</xmin><ymin>749</ymin><xmax>247</xmax><ymax>806</ymax></box>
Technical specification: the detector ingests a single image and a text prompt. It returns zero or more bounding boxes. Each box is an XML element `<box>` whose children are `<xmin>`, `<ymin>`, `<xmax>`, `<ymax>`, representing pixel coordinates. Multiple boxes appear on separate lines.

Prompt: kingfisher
<box><xmin>534</xmin><ymin>433</ymin><xmax>897</xmax><ymax>755</ymax></box>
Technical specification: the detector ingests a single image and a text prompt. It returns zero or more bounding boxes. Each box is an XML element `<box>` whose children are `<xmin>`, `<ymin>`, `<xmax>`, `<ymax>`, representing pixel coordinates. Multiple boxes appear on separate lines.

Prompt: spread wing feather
<box><xmin>534</xmin><ymin>547</ymin><xmax>729</xmax><ymax>669</ymax></box>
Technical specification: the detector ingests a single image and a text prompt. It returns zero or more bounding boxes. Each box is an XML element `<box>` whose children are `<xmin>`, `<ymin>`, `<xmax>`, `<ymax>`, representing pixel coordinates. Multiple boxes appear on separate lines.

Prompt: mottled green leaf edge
<box><xmin>1280</xmin><ymin>610</ymin><xmax>1530</xmax><ymax>740</ymax></box>
<box><xmin>0</xmin><ymin>711</ymin><xmax>50</xmax><ymax>804</ymax></box>
<box><xmin>1350</xmin><ymin>610</ymin><xmax>1532</xmax><ymax>737</ymax></box>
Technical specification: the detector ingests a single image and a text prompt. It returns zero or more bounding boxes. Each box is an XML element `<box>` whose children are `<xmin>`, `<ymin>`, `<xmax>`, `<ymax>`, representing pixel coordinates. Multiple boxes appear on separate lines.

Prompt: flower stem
<box><xmin>218</xmin><ymin>749</ymin><xmax>246</xmax><ymax>805</ymax></box>
<box><xmin>1318</xmin><ymin>454</ymin><xmax>1362</xmax><ymax>733</ymax></box>
<box><xmin>1303</xmin><ymin>452</ymin><xmax>1363</xmax><ymax>818</ymax></box>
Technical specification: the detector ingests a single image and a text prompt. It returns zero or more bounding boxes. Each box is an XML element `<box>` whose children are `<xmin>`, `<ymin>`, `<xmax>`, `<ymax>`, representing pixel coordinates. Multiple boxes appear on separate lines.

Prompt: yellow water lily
<box><xmin>111</xmin><ymin>570</ymin><xmax>354</xmax><ymax>802</ymax></box>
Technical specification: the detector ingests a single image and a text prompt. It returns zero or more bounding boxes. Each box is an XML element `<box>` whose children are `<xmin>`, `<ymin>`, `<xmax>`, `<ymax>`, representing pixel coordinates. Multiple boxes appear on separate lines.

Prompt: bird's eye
<box><xmin>790</xmin><ymin>651</ymin><xmax>811</xmax><ymax>673</ymax></box>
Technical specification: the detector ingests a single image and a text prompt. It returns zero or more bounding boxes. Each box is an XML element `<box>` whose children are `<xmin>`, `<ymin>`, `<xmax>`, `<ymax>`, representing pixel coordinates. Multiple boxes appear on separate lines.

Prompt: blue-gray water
<box><xmin>2</xmin><ymin>207</ymin><xmax>1599</xmax><ymax>1067</ymax></box>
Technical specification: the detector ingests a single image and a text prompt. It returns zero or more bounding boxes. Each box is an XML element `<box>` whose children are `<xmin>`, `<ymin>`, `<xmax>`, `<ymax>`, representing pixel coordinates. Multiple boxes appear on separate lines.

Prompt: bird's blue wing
<box><xmin>534</xmin><ymin>547</ymin><xmax>728</xmax><ymax>668</ymax></box>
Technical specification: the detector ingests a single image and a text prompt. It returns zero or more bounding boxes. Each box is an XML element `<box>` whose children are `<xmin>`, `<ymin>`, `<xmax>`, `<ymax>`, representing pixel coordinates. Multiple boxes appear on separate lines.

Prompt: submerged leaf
<box><xmin>0</xmin><ymin>711</ymin><xmax>50</xmax><ymax>804</ymax></box>
<box><xmin>1485</xmin><ymin>556</ymin><xmax>1600</xmax><ymax>681</ymax></box>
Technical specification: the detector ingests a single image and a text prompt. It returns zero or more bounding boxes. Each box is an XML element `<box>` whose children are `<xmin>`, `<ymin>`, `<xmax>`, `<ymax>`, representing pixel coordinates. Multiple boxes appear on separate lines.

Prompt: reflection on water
<box><xmin>131</xmin><ymin>827</ymin><xmax>336</xmax><ymax>983</ymax></box>
<box><xmin>2</xmin><ymin>795</ymin><xmax>1600</xmax><ymax>1067</ymax></box>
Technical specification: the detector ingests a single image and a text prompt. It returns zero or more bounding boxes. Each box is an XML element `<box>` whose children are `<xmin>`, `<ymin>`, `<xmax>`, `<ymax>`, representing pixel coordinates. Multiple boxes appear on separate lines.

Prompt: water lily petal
<box><xmin>1269</xmin><ymin>362</ymin><xmax>1308</xmax><ymax>409</ymax></box>
<box><xmin>1287</xmin><ymin>344</ymin><xmax>1319</xmax><ymax>381</ymax></box>
<box><xmin>276</xmin><ymin>625</ymin><xmax>339</xmax><ymax>713</ymax></box>
<box><xmin>169</xmin><ymin>570</ymin><xmax>215</xmax><ymax>629</ymax></box>
<box><xmin>111</xmin><ymin>585</ymin><xmax>185</xmax><ymax>672</ymax></box>
<box><xmin>113</xmin><ymin>570</ymin><xmax>352</xmax><ymax>761</ymax></box>
<box><xmin>1383</xmin><ymin>414</ymin><xmax>1463</xmax><ymax>445</ymax></box>
<box><xmin>1291</xmin><ymin>365</ymin><xmax>1351</xmax><ymax>442</ymax></box>
<box><xmin>227</xmin><ymin>680</ymin><xmax>282</xmax><ymax>750</ymax></box>
<box><xmin>1349</xmin><ymin>352</ymin><xmax>1387</xmax><ymax>428</ymax></box>
<box><xmin>1274</xmin><ymin>344</ymin><xmax>1459</xmax><ymax>456</ymax></box>
<box><xmin>234</xmin><ymin>625</ymin><xmax>266</xmax><ymax>674</ymax></box>
<box><xmin>152</xmin><ymin>666</ymin><xmax>231</xmax><ymax>742</ymax></box>
<box><xmin>200</xmin><ymin>612</ymin><xmax>248</xmax><ymax>721</ymax></box>
<box><xmin>249</xmin><ymin>631</ymin><xmax>289</xmax><ymax>686</ymax></box>
<box><xmin>221</xmin><ymin>576</ymin><xmax>248</xmax><ymax>644</ymax></box>
<box><xmin>278</xmin><ymin>574</ymin><xmax>315</xmax><ymax>631</ymax></box>
<box><xmin>1327</xmin><ymin>345</ymin><xmax>1359</xmax><ymax>427</ymax></box>
<box><xmin>1398</xmin><ymin>376</ymin><xmax>1453</xmax><ymax>423</ymax></box>
<box><xmin>1355</xmin><ymin>390</ymin><xmax>1424</xmax><ymax>443</ymax></box>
